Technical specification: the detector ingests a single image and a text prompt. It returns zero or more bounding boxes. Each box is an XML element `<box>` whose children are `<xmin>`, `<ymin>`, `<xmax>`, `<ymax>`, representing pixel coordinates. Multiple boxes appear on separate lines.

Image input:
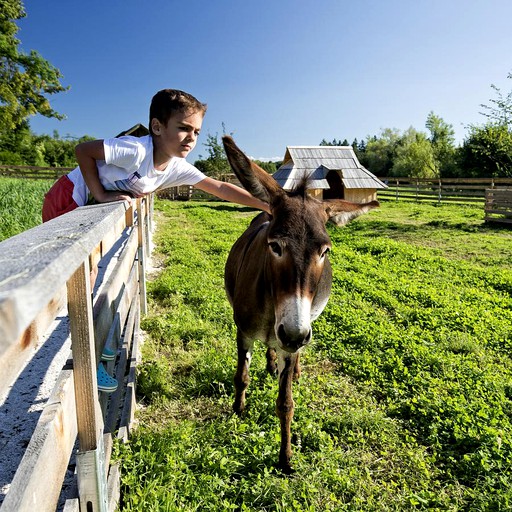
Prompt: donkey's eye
<box><xmin>320</xmin><ymin>246</ymin><xmax>331</xmax><ymax>258</ymax></box>
<box><xmin>268</xmin><ymin>241</ymin><xmax>282</xmax><ymax>257</ymax></box>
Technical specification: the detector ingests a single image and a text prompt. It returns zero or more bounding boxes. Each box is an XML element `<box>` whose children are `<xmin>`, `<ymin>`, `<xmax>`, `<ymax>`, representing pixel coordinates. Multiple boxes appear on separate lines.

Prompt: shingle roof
<box><xmin>273</xmin><ymin>146</ymin><xmax>387</xmax><ymax>190</ymax></box>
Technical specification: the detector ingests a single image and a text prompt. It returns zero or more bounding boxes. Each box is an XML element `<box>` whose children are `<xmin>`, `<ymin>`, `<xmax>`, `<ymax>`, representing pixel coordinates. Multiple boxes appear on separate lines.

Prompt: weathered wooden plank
<box><xmin>485</xmin><ymin>209</ymin><xmax>512</xmax><ymax>217</ymax></box>
<box><xmin>107</xmin><ymin>463</ymin><xmax>121</xmax><ymax>512</ymax></box>
<box><xmin>62</xmin><ymin>498</ymin><xmax>79</xmax><ymax>511</ymax></box>
<box><xmin>0</xmin><ymin>201</ymin><xmax>130</xmax><ymax>350</ymax></box>
<box><xmin>0</xmin><ymin>286</ymin><xmax>66</xmax><ymax>396</ymax></box>
<box><xmin>1</xmin><ymin>368</ymin><xmax>77</xmax><ymax>512</ymax></box>
<box><xmin>137</xmin><ymin>199</ymin><xmax>148</xmax><ymax>314</ymax></box>
<box><xmin>67</xmin><ymin>260</ymin><xmax>102</xmax><ymax>452</ymax></box>
<box><xmin>485</xmin><ymin>216</ymin><xmax>512</xmax><ymax>224</ymax></box>
<box><xmin>118</xmin><ymin>306</ymin><xmax>140</xmax><ymax>439</ymax></box>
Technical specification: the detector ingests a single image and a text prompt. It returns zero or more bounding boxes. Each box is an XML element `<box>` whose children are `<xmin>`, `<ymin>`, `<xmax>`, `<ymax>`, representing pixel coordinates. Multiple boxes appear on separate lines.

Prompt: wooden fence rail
<box><xmin>0</xmin><ymin>165</ymin><xmax>73</xmax><ymax>180</ymax></box>
<box><xmin>485</xmin><ymin>188</ymin><xmax>512</xmax><ymax>224</ymax></box>
<box><xmin>0</xmin><ymin>195</ymin><xmax>153</xmax><ymax>511</ymax></box>
<box><xmin>378</xmin><ymin>177</ymin><xmax>512</xmax><ymax>204</ymax></box>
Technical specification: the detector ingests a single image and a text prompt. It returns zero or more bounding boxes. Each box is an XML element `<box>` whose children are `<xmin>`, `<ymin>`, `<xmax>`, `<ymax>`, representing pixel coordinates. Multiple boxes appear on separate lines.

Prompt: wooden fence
<box><xmin>485</xmin><ymin>188</ymin><xmax>512</xmax><ymax>224</ymax></box>
<box><xmin>0</xmin><ymin>195</ymin><xmax>153</xmax><ymax>511</ymax></box>
<box><xmin>0</xmin><ymin>165</ymin><xmax>73</xmax><ymax>180</ymax></box>
<box><xmin>378</xmin><ymin>177</ymin><xmax>512</xmax><ymax>204</ymax></box>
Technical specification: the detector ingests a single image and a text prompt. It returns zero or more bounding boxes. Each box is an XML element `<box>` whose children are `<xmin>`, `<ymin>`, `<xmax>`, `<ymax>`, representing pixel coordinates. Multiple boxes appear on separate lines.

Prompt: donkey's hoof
<box><xmin>278</xmin><ymin>462</ymin><xmax>295</xmax><ymax>475</ymax></box>
<box><xmin>232</xmin><ymin>402</ymin><xmax>245</xmax><ymax>416</ymax></box>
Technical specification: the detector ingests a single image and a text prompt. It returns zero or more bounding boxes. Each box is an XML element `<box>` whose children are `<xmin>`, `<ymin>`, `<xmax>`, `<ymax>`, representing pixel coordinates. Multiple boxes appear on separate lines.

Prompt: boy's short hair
<box><xmin>149</xmin><ymin>89</ymin><xmax>207</xmax><ymax>135</ymax></box>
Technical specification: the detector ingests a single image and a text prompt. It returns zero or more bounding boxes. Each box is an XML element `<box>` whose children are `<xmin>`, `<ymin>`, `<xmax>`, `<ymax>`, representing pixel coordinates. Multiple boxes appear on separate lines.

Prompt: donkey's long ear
<box><xmin>223</xmin><ymin>136</ymin><xmax>282</xmax><ymax>203</ymax></box>
<box><xmin>324</xmin><ymin>199</ymin><xmax>379</xmax><ymax>226</ymax></box>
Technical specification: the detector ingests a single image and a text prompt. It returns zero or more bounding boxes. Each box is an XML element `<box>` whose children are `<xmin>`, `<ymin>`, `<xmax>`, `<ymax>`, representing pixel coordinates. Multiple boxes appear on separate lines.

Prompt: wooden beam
<box><xmin>0</xmin><ymin>286</ymin><xmax>66</xmax><ymax>397</ymax></box>
<box><xmin>1</xmin><ymin>368</ymin><xmax>77</xmax><ymax>512</ymax></box>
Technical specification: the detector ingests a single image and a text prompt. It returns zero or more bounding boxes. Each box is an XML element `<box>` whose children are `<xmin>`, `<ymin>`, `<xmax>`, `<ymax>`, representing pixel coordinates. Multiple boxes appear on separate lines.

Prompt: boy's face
<box><xmin>151</xmin><ymin>109</ymin><xmax>204</xmax><ymax>159</ymax></box>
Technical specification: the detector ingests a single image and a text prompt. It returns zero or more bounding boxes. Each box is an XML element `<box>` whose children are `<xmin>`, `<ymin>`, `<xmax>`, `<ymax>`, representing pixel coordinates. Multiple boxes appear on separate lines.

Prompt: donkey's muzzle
<box><xmin>277</xmin><ymin>324</ymin><xmax>312</xmax><ymax>352</ymax></box>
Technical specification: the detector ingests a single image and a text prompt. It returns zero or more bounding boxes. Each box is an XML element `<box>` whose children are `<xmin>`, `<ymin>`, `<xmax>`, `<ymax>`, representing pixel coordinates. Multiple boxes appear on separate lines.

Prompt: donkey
<box><xmin>223</xmin><ymin>136</ymin><xmax>379</xmax><ymax>473</ymax></box>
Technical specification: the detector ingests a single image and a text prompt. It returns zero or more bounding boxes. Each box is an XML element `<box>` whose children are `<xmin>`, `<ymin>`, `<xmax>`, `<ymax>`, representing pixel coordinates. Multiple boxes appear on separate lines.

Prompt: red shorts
<box><xmin>42</xmin><ymin>175</ymin><xmax>79</xmax><ymax>222</ymax></box>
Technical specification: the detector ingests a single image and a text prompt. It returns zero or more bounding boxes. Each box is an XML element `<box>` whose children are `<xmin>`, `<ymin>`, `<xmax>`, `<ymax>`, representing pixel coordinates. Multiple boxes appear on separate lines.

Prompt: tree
<box><xmin>194</xmin><ymin>131</ymin><xmax>232</xmax><ymax>179</ymax></box>
<box><xmin>0</xmin><ymin>0</ymin><xmax>68</xmax><ymax>131</ymax></box>
<box><xmin>425</xmin><ymin>111</ymin><xmax>458</xmax><ymax>177</ymax></box>
<box><xmin>459</xmin><ymin>123</ymin><xmax>512</xmax><ymax>177</ymax></box>
<box><xmin>253</xmin><ymin>160</ymin><xmax>278</xmax><ymax>174</ymax></box>
<box><xmin>392</xmin><ymin>127</ymin><xmax>437</xmax><ymax>178</ymax></box>
<box><xmin>456</xmin><ymin>72</ymin><xmax>512</xmax><ymax>178</ymax></box>
<box><xmin>479</xmin><ymin>71</ymin><xmax>512</xmax><ymax>127</ymax></box>
<box><xmin>319</xmin><ymin>138</ymin><xmax>347</xmax><ymax>146</ymax></box>
<box><xmin>363</xmin><ymin>128</ymin><xmax>402</xmax><ymax>176</ymax></box>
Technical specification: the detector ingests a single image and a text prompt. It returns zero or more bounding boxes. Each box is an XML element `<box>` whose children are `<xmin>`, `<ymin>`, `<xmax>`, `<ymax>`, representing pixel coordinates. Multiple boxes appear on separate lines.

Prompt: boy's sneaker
<box><xmin>97</xmin><ymin>363</ymin><xmax>118</xmax><ymax>393</ymax></box>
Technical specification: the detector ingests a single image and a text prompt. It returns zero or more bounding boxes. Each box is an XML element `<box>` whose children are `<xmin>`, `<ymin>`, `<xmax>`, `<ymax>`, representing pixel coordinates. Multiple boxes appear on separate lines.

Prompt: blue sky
<box><xmin>18</xmin><ymin>0</ymin><xmax>512</xmax><ymax>161</ymax></box>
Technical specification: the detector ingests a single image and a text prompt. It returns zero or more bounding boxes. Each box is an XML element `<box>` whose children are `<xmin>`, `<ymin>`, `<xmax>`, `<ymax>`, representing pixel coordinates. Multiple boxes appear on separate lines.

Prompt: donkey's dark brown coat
<box><xmin>223</xmin><ymin>136</ymin><xmax>378</xmax><ymax>472</ymax></box>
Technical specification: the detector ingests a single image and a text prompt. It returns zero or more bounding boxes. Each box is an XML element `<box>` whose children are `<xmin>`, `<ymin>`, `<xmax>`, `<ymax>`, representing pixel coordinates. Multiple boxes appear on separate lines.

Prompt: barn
<box><xmin>273</xmin><ymin>145</ymin><xmax>387</xmax><ymax>202</ymax></box>
<box><xmin>116</xmin><ymin>123</ymin><xmax>150</xmax><ymax>138</ymax></box>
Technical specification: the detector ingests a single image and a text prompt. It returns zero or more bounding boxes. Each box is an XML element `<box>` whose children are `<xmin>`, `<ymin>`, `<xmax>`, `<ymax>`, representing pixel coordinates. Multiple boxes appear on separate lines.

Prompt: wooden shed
<box><xmin>116</xmin><ymin>123</ymin><xmax>149</xmax><ymax>138</ymax></box>
<box><xmin>273</xmin><ymin>146</ymin><xmax>387</xmax><ymax>202</ymax></box>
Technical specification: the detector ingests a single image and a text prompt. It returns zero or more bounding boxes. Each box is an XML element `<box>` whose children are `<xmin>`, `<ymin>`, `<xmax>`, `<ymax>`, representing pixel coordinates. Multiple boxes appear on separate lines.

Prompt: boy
<box><xmin>42</xmin><ymin>88</ymin><xmax>270</xmax><ymax>221</ymax></box>
<box><xmin>42</xmin><ymin>89</ymin><xmax>270</xmax><ymax>392</ymax></box>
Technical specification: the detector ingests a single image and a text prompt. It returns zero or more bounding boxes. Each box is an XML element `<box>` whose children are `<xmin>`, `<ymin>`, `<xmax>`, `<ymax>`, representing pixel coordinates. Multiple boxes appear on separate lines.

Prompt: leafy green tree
<box><xmin>254</xmin><ymin>160</ymin><xmax>278</xmax><ymax>174</ymax></box>
<box><xmin>0</xmin><ymin>120</ymin><xmax>42</xmax><ymax>164</ymax></box>
<box><xmin>363</xmin><ymin>128</ymin><xmax>402</xmax><ymax>176</ymax></box>
<box><xmin>425</xmin><ymin>111</ymin><xmax>459</xmax><ymax>177</ymax></box>
<box><xmin>392</xmin><ymin>127</ymin><xmax>437</xmax><ymax>178</ymax></box>
<box><xmin>33</xmin><ymin>132</ymin><xmax>93</xmax><ymax>167</ymax></box>
<box><xmin>194</xmin><ymin>132</ymin><xmax>232</xmax><ymax>179</ymax></box>
<box><xmin>458</xmin><ymin>74</ymin><xmax>512</xmax><ymax>178</ymax></box>
<box><xmin>459</xmin><ymin>123</ymin><xmax>512</xmax><ymax>177</ymax></box>
<box><xmin>479</xmin><ymin>71</ymin><xmax>512</xmax><ymax>126</ymax></box>
<box><xmin>0</xmin><ymin>0</ymin><xmax>68</xmax><ymax>131</ymax></box>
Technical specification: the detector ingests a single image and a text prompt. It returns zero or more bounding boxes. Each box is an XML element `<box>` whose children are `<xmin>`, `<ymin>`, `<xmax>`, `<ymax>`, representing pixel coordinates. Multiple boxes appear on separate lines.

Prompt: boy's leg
<box><xmin>42</xmin><ymin>175</ymin><xmax>79</xmax><ymax>222</ymax></box>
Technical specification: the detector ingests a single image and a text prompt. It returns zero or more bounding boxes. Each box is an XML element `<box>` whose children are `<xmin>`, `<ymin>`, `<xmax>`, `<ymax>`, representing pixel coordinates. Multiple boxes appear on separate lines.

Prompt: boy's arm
<box><xmin>194</xmin><ymin>177</ymin><xmax>271</xmax><ymax>214</ymax></box>
<box><xmin>75</xmin><ymin>140</ymin><xmax>133</xmax><ymax>204</ymax></box>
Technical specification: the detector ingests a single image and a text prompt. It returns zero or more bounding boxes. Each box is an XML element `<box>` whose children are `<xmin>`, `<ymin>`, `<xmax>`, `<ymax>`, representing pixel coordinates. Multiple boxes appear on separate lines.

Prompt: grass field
<box><xmin>116</xmin><ymin>198</ymin><xmax>512</xmax><ymax>511</ymax></box>
<box><xmin>0</xmin><ymin>177</ymin><xmax>52</xmax><ymax>241</ymax></box>
<box><xmin>1</xmin><ymin>178</ymin><xmax>511</xmax><ymax>510</ymax></box>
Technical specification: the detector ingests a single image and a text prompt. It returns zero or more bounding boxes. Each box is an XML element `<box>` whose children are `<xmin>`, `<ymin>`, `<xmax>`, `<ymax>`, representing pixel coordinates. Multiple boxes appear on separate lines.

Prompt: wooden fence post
<box><xmin>67</xmin><ymin>259</ymin><xmax>108</xmax><ymax>512</ymax></box>
<box><xmin>137</xmin><ymin>199</ymin><xmax>148</xmax><ymax>315</ymax></box>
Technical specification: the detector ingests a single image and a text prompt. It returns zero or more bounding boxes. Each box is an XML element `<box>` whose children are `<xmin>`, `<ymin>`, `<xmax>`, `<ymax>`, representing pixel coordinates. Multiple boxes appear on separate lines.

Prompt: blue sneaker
<box><xmin>101</xmin><ymin>347</ymin><xmax>116</xmax><ymax>362</ymax></box>
<box><xmin>97</xmin><ymin>363</ymin><xmax>118</xmax><ymax>393</ymax></box>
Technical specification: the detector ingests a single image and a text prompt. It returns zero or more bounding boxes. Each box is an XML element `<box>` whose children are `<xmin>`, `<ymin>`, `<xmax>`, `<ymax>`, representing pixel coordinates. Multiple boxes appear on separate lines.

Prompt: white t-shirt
<box><xmin>67</xmin><ymin>135</ymin><xmax>206</xmax><ymax>206</ymax></box>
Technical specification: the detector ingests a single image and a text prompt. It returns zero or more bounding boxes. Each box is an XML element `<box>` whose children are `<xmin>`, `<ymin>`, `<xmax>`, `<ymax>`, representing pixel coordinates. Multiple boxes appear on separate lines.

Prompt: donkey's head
<box><xmin>223</xmin><ymin>136</ymin><xmax>378</xmax><ymax>353</ymax></box>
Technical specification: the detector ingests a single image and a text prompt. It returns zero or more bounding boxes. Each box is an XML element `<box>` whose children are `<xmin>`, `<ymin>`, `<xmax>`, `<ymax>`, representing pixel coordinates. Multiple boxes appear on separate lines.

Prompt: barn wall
<box><xmin>344</xmin><ymin>188</ymin><xmax>377</xmax><ymax>203</ymax></box>
<box><xmin>307</xmin><ymin>188</ymin><xmax>378</xmax><ymax>202</ymax></box>
<box><xmin>307</xmin><ymin>189</ymin><xmax>324</xmax><ymax>199</ymax></box>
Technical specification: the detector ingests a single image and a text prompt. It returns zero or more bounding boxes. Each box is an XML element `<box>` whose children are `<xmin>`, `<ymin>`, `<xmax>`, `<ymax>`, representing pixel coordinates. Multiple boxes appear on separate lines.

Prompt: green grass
<box><xmin>0</xmin><ymin>177</ymin><xmax>52</xmax><ymax>241</ymax></box>
<box><xmin>116</xmin><ymin>198</ymin><xmax>512</xmax><ymax>511</ymax></box>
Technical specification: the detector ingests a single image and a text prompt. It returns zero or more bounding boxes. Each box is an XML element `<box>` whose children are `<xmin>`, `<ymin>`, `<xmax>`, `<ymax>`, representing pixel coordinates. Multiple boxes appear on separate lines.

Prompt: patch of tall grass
<box><xmin>0</xmin><ymin>177</ymin><xmax>52</xmax><ymax>241</ymax></box>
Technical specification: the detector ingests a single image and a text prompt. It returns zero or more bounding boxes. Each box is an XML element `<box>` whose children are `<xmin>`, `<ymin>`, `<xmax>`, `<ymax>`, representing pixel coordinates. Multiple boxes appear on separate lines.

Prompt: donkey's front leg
<box><xmin>233</xmin><ymin>330</ymin><xmax>253</xmax><ymax>415</ymax></box>
<box><xmin>276</xmin><ymin>351</ymin><xmax>298</xmax><ymax>473</ymax></box>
